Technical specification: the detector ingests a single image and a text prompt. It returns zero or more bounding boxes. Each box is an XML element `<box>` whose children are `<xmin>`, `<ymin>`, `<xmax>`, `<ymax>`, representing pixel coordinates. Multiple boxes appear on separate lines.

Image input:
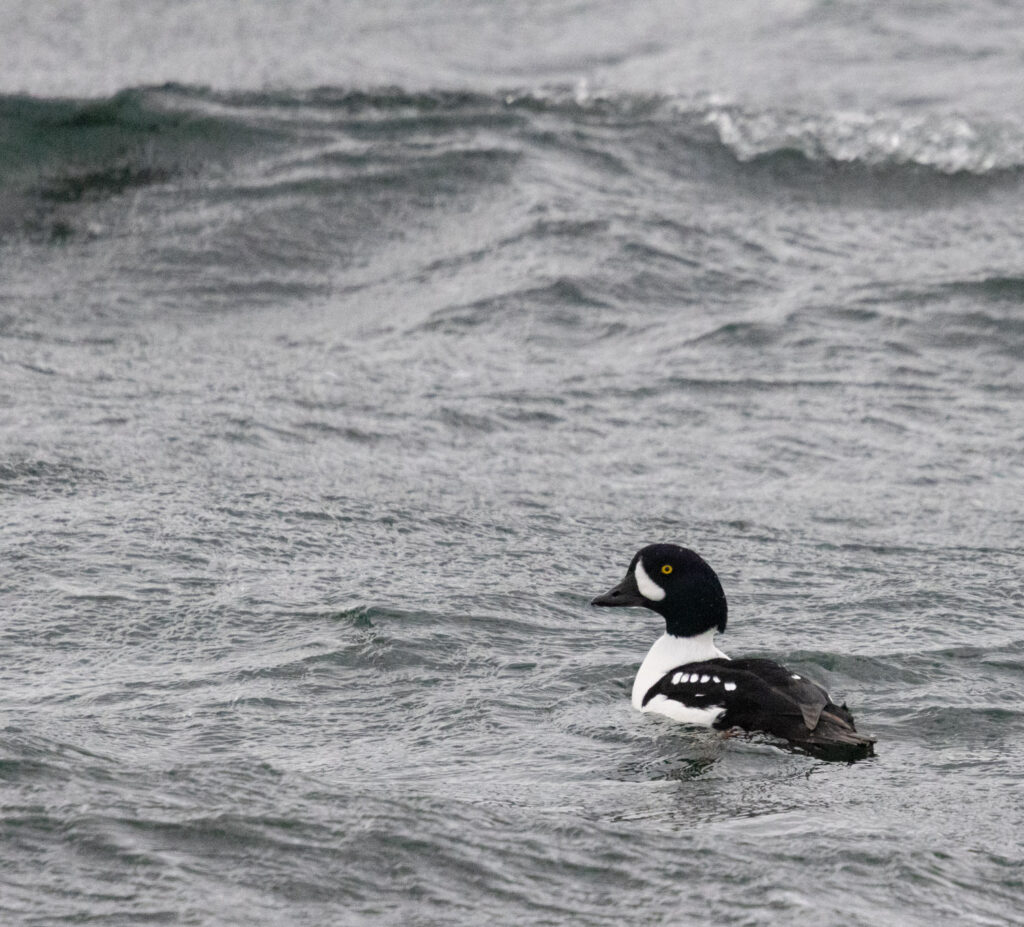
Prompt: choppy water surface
<box><xmin>2</xmin><ymin>3</ymin><xmax>1024</xmax><ymax>925</ymax></box>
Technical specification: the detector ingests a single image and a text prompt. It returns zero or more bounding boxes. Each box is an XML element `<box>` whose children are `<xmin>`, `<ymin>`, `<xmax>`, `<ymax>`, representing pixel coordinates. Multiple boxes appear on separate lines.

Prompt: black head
<box><xmin>591</xmin><ymin>543</ymin><xmax>728</xmax><ymax>638</ymax></box>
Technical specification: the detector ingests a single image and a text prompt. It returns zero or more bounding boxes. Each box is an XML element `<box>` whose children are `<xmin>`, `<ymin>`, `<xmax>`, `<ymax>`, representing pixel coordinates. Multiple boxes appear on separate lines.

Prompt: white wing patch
<box><xmin>724</xmin><ymin>682</ymin><xmax>737</xmax><ymax>691</ymax></box>
<box><xmin>634</xmin><ymin>558</ymin><xmax>666</xmax><ymax>602</ymax></box>
<box><xmin>671</xmin><ymin>671</ymin><xmax>724</xmax><ymax>689</ymax></box>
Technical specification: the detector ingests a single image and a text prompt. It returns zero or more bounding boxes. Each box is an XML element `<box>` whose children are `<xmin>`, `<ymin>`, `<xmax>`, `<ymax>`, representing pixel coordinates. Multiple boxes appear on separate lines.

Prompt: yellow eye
<box><xmin>661</xmin><ymin>564</ymin><xmax>673</xmax><ymax>575</ymax></box>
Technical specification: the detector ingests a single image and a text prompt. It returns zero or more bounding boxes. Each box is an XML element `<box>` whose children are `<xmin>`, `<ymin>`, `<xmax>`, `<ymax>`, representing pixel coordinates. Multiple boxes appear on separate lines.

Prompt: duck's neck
<box><xmin>631</xmin><ymin>629</ymin><xmax>729</xmax><ymax>710</ymax></box>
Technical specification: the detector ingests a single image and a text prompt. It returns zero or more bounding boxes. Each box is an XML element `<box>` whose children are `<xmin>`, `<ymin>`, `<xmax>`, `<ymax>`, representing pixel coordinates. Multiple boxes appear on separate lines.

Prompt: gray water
<box><xmin>2</xmin><ymin>3</ymin><xmax>1024</xmax><ymax>925</ymax></box>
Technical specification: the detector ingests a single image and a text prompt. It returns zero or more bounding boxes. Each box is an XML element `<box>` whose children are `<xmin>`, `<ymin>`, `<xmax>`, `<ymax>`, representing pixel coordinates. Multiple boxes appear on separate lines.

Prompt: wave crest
<box><xmin>703</xmin><ymin>105</ymin><xmax>1023</xmax><ymax>174</ymax></box>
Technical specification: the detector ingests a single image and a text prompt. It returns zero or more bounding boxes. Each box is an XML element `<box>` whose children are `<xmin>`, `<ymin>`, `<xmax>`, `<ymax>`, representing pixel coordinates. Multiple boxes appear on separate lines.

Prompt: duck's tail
<box><xmin>794</xmin><ymin>709</ymin><xmax>877</xmax><ymax>762</ymax></box>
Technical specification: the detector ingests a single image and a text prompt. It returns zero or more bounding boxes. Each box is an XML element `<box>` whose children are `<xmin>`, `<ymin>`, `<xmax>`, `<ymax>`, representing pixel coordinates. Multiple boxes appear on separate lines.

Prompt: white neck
<box><xmin>631</xmin><ymin>630</ymin><xmax>729</xmax><ymax>710</ymax></box>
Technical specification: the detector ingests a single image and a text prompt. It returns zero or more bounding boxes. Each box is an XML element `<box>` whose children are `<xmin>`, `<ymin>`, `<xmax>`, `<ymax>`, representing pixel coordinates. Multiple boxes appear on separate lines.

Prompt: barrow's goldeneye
<box><xmin>592</xmin><ymin>543</ymin><xmax>875</xmax><ymax>760</ymax></box>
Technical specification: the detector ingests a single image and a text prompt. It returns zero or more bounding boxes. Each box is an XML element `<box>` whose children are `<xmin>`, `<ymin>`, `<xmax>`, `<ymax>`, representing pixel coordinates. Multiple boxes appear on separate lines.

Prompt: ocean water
<box><xmin>2</xmin><ymin>2</ymin><xmax>1024</xmax><ymax>924</ymax></box>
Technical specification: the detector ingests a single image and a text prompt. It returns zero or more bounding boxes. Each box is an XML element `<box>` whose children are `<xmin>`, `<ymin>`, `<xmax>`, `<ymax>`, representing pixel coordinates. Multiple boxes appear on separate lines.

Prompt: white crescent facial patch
<box><xmin>634</xmin><ymin>558</ymin><xmax>666</xmax><ymax>602</ymax></box>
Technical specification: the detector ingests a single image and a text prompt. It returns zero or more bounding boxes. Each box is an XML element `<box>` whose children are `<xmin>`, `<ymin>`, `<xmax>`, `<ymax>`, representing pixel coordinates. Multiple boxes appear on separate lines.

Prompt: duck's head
<box><xmin>591</xmin><ymin>543</ymin><xmax>727</xmax><ymax>638</ymax></box>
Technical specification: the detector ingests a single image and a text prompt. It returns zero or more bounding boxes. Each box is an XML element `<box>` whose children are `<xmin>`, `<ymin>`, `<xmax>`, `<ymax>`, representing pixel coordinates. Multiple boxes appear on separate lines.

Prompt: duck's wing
<box><xmin>643</xmin><ymin>658</ymin><xmax>875</xmax><ymax>759</ymax></box>
<box><xmin>715</xmin><ymin>658</ymin><xmax>831</xmax><ymax>730</ymax></box>
<box><xmin>642</xmin><ymin>659</ymin><xmax>816</xmax><ymax>733</ymax></box>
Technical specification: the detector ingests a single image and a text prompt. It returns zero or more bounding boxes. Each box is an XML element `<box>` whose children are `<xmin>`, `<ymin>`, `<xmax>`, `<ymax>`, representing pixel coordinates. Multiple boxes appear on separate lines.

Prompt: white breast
<box><xmin>631</xmin><ymin>630</ymin><xmax>729</xmax><ymax>712</ymax></box>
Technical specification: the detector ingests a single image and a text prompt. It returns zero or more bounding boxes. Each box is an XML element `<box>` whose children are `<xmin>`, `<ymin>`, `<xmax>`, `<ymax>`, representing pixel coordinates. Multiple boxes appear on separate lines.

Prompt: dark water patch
<box><xmin>232</xmin><ymin>146</ymin><xmax>520</xmax><ymax>202</ymax></box>
<box><xmin>340</xmin><ymin>102</ymin><xmax>526</xmax><ymax>139</ymax></box>
<box><xmin>529</xmin><ymin>217</ymin><xmax>611</xmax><ymax>239</ymax></box>
<box><xmin>897</xmin><ymin>639</ymin><xmax>1024</xmax><ymax>674</ymax></box>
<box><xmin>723</xmin><ymin>148</ymin><xmax>1024</xmax><ymax>206</ymax></box>
<box><xmin>436</xmin><ymin>406</ymin><xmax>505</xmax><ymax>435</ymax></box>
<box><xmin>0</xmin><ymin>457</ymin><xmax>106</xmax><ymax>495</ymax></box>
<box><xmin>620</xmin><ymin>237</ymin><xmax>702</xmax><ymax>270</ymax></box>
<box><xmin>0</xmin><ymin>736</ymin><xmax>119</xmax><ymax>800</ymax></box>
<box><xmin>931</xmin><ymin>311</ymin><xmax>1024</xmax><ymax>352</ymax></box>
<box><xmin>63</xmin><ymin>592</ymin><xmax>136</xmax><ymax>605</ymax></box>
<box><xmin>39</xmin><ymin>163</ymin><xmax>175</xmax><ymax>204</ymax></box>
<box><xmin>415</xmin><ymin>216</ymin><xmax>613</xmax><ymax>281</ymax></box>
<box><xmin>685</xmin><ymin>320</ymin><xmax>784</xmax><ymax>349</ymax></box>
<box><xmin>894</xmin><ymin>705</ymin><xmax>1024</xmax><ymax>747</ymax></box>
<box><xmin>496</xmin><ymin>405</ymin><xmax>565</xmax><ymax>426</ymax></box>
<box><xmin>14</xmin><ymin>359</ymin><xmax>58</xmax><ymax>375</ymax></box>
<box><xmin>181</xmin><ymin>277</ymin><xmax>329</xmax><ymax>305</ymax></box>
<box><xmin>0</xmin><ymin>319</ymin><xmax>119</xmax><ymax>345</ymax></box>
<box><xmin>309</xmin><ymin>605</ymin><xmax>384</xmax><ymax>628</ymax></box>
<box><xmin>0</xmin><ymin>86</ymin><xmax>293</xmax><ymax>241</ymax></box>
<box><xmin>279</xmin><ymin>85</ymin><xmax>525</xmax><ymax>128</ymax></box>
<box><xmin>857</xmin><ymin>276</ymin><xmax>1024</xmax><ymax>314</ymax></box>
<box><xmin>209</xmin><ymin>605</ymin><xmax>523</xmax><ymax>684</ymax></box>
<box><xmin>0</xmin><ymin>85</ymin><xmax>290</xmax><ymax>176</ymax></box>
<box><xmin>417</xmin><ymin>277</ymin><xmax>613</xmax><ymax>336</ymax></box>
<box><xmin>576</xmin><ymin>374</ymin><xmax>938</xmax><ymax>403</ymax></box>
<box><xmin>860</xmin><ymin>278</ymin><xmax>1024</xmax><ymax>357</ymax></box>
<box><xmin>484</xmin><ymin>388</ymin><xmax>569</xmax><ymax>407</ymax></box>
<box><xmin>939</xmin><ymin>275</ymin><xmax>1024</xmax><ymax>303</ymax></box>
<box><xmin>212</xmin><ymin>415</ymin><xmax>310</xmax><ymax>446</ymax></box>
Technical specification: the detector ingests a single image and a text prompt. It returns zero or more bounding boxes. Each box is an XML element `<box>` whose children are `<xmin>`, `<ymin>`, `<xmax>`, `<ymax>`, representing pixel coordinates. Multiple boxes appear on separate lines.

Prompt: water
<box><xmin>2</xmin><ymin>3</ymin><xmax>1024</xmax><ymax>924</ymax></box>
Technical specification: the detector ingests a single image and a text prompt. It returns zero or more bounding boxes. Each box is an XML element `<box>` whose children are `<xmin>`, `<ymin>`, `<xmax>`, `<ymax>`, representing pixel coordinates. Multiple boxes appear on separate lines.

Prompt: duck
<box><xmin>592</xmin><ymin>543</ymin><xmax>875</xmax><ymax>760</ymax></box>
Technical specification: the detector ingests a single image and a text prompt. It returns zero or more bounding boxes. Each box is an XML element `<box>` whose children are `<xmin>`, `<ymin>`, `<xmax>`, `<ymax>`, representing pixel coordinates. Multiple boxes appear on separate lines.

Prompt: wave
<box><xmin>3</xmin><ymin>83</ymin><xmax>1022</xmax><ymax>188</ymax></box>
<box><xmin>701</xmin><ymin>105</ymin><xmax>1024</xmax><ymax>175</ymax></box>
<box><xmin>3</xmin><ymin>83</ymin><xmax>1022</xmax><ymax>248</ymax></box>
